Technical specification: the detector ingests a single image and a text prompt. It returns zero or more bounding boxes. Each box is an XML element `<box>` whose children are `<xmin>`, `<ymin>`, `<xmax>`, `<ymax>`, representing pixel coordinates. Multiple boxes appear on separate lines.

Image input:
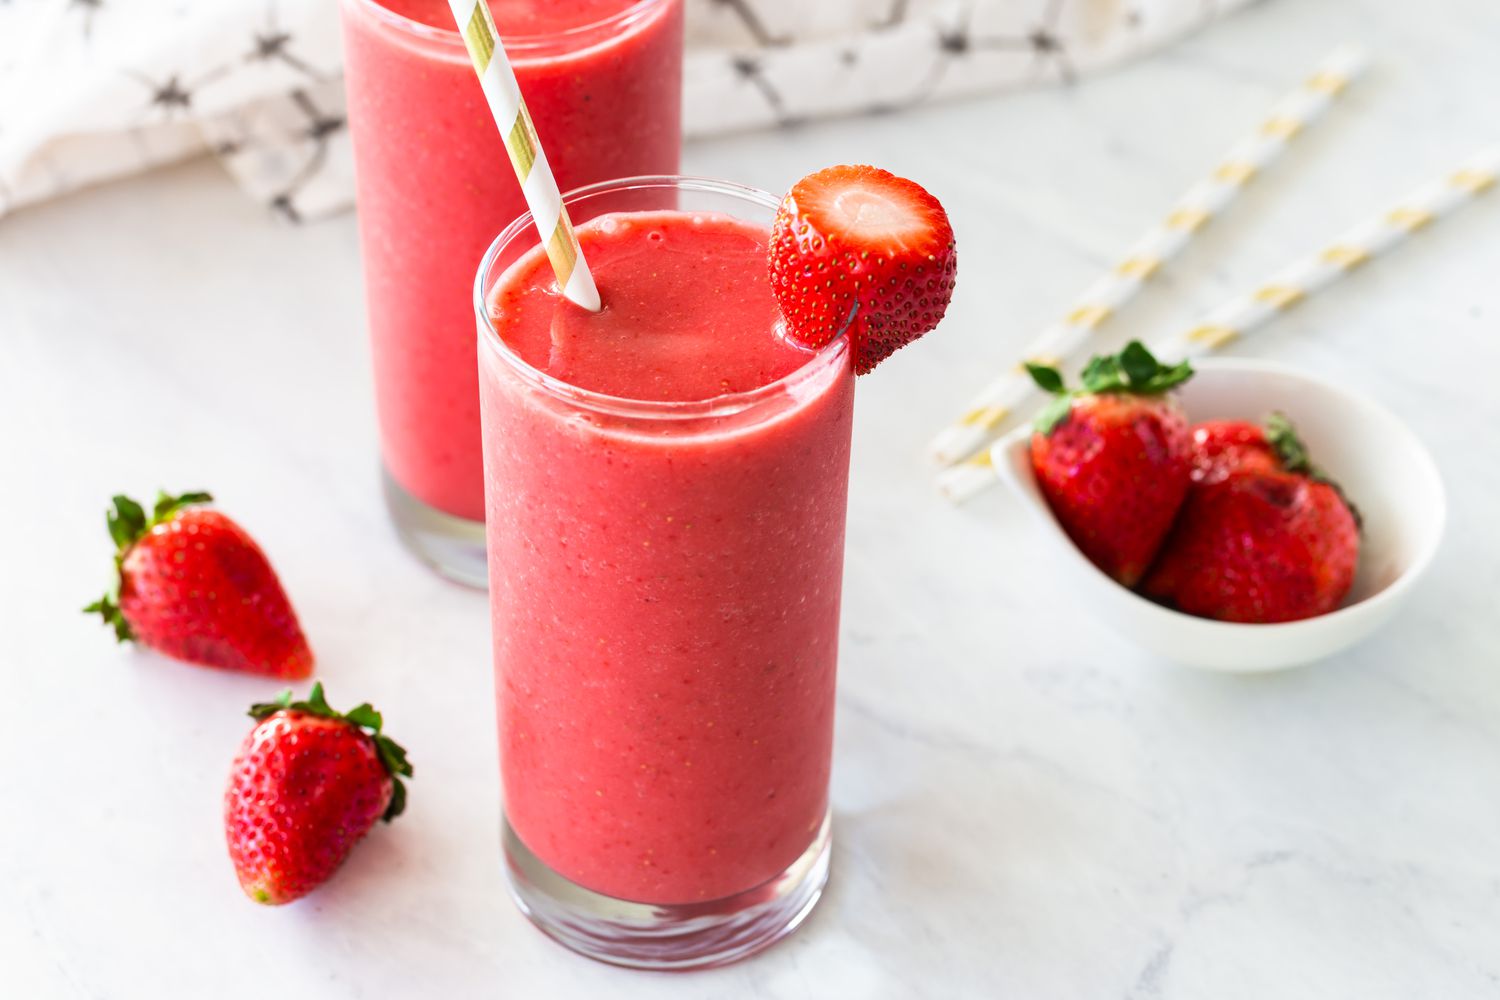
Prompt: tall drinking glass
<box><xmin>340</xmin><ymin>0</ymin><xmax>684</xmax><ymax>586</ymax></box>
<box><xmin>475</xmin><ymin>177</ymin><xmax>855</xmax><ymax>968</ymax></box>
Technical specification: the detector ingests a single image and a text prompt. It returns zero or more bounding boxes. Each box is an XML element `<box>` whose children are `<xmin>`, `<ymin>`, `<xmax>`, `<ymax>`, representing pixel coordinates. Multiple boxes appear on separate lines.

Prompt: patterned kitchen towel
<box><xmin>0</xmin><ymin>0</ymin><xmax>1254</xmax><ymax>223</ymax></box>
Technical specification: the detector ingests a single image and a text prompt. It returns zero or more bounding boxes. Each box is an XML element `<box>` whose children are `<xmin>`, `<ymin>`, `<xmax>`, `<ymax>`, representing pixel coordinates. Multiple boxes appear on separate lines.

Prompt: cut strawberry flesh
<box><xmin>823</xmin><ymin>184</ymin><xmax>934</xmax><ymax>246</ymax></box>
<box><xmin>768</xmin><ymin>164</ymin><xmax>958</xmax><ymax>374</ymax></box>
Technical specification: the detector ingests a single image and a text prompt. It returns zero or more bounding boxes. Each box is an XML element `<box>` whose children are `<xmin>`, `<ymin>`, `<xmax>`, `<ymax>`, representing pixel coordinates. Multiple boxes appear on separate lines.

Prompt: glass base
<box><xmin>380</xmin><ymin>468</ymin><xmax>488</xmax><ymax>589</ymax></box>
<box><xmin>503</xmin><ymin>811</ymin><xmax>831</xmax><ymax>970</ymax></box>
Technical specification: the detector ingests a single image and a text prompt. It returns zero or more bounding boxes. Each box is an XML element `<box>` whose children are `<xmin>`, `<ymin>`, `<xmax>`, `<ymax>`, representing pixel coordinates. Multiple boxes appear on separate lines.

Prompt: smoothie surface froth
<box><xmin>377</xmin><ymin>0</ymin><xmax>649</xmax><ymax>35</ymax></box>
<box><xmin>489</xmin><ymin>211</ymin><xmax>815</xmax><ymax>403</ymax></box>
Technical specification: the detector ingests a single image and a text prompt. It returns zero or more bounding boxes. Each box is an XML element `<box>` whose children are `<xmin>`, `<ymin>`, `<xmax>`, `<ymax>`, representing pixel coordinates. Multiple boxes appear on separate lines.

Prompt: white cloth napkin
<box><xmin>0</xmin><ymin>0</ymin><xmax>1253</xmax><ymax>222</ymax></box>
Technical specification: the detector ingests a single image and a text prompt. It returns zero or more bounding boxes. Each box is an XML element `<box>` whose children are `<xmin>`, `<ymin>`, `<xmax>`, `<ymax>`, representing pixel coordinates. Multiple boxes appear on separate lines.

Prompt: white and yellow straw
<box><xmin>1152</xmin><ymin>145</ymin><xmax>1500</xmax><ymax>359</ymax></box>
<box><xmin>448</xmin><ymin>0</ymin><xmax>601</xmax><ymax>311</ymax></box>
<box><xmin>928</xmin><ymin>44</ymin><xmax>1368</xmax><ymax>466</ymax></box>
<box><xmin>937</xmin><ymin>144</ymin><xmax>1500</xmax><ymax>505</ymax></box>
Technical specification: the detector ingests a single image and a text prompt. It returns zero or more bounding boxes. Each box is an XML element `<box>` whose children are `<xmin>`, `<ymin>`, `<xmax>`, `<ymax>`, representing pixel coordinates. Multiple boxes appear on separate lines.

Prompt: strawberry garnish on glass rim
<box><xmin>768</xmin><ymin>164</ymin><xmax>958</xmax><ymax>374</ymax></box>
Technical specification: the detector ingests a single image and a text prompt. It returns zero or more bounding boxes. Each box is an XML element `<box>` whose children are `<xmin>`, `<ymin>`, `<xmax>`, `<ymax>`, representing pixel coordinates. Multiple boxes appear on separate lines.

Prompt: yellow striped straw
<box><xmin>447</xmin><ymin>0</ymin><xmax>601</xmax><ymax>312</ymax></box>
<box><xmin>937</xmin><ymin>144</ymin><xmax>1500</xmax><ymax>506</ymax></box>
<box><xmin>1153</xmin><ymin>143</ymin><xmax>1500</xmax><ymax>361</ymax></box>
<box><xmin>927</xmin><ymin>44</ymin><xmax>1368</xmax><ymax>467</ymax></box>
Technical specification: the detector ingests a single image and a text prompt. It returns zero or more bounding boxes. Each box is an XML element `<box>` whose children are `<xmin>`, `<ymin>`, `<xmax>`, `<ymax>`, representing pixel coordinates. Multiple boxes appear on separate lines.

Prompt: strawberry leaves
<box><xmin>104</xmin><ymin>491</ymin><xmax>213</xmax><ymax>554</ymax></box>
<box><xmin>83</xmin><ymin>594</ymin><xmax>133</xmax><ymax>641</ymax></box>
<box><xmin>1265</xmin><ymin>411</ymin><xmax>1314</xmax><ymax>475</ymax></box>
<box><xmin>107</xmin><ymin>495</ymin><xmax>148</xmax><ymax>551</ymax></box>
<box><xmin>152</xmin><ymin>490</ymin><xmax>214</xmax><ymax>524</ymax></box>
<box><xmin>87</xmin><ymin>490</ymin><xmax>215</xmax><ymax>643</ymax></box>
<box><xmin>1079</xmin><ymin>341</ymin><xmax>1193</xmax><ymax>395</ymax></box>
<box><xmin>1030</xmin><ymin>384</ymin><xmax>1076</xmax><ymax>437</ymax></box>
<box><xmin>1024</xmin><ymin>363</ymin><xmax>1066</xmax><ymax>395</ymax></box>
<box><xmin>1028</xmin><ymin>341</ymin><xmax>1194</xmax><ymax>434</ymax></box>
<box><xmin>249</xmin><ymin>683</ymin><xmax>414</xmax><ymax>822</ymax></box>
<box><xmin>1265</xmin><ymin>412</ymin><xmax>1363</xmax><ymax>530</ymax></box>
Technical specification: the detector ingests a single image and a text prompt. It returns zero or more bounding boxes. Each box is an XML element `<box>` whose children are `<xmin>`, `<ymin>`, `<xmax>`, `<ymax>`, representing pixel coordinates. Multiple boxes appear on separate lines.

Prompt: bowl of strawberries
<box><xmin>994</xmin><ymin>344</ymin><xmax>1445</xmax><ymax>671</ymax></box>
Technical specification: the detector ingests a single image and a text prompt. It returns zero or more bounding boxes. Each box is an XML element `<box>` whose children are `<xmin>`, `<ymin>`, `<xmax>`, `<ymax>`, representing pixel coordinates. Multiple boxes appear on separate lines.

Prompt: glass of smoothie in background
<box><xmin>340</xmin><ymin>0</ymin><xmax>684</xmax><ymax>586</ymax></box>
<box><xmin>475</xmin><ymin>176</ymin><xmax>855</xmax><ymax>968</ymax></box>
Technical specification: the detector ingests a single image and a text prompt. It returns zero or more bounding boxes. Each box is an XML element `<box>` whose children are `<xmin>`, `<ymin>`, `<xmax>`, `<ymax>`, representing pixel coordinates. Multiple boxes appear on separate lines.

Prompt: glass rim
<box><xmin>344</xmin><ymin>0</ymin><xmax>673</xmax><ymax>52</ymax></box>
<box><xmin>474</xmin><ymin>174</ymin><xmax>850</xmax><ymax>422</ymax></box>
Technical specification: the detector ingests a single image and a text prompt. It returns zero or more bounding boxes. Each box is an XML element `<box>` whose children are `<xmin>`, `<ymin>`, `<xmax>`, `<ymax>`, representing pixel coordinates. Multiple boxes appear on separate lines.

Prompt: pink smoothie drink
<box><xmin>478</xmin><ymin>201</ymin><xmax>855</xmax><ymax>906</ymax></box>
<box><xmin>341</xmin><ymin>0</ymin><xmax>683</xmax><ymax>525</ymax></box>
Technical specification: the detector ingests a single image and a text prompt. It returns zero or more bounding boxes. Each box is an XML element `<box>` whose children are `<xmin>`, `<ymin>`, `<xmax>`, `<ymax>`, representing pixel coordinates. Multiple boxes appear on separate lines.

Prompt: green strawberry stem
<box><xmin>1026</xmin><ymin>341</ymin><xmax>1193</xmax><ymax>434</ymax></box>
<box><xmin>85</xmin><ymin>490</ymin><xmax>214</xmax><ymax>642</ymax></box>
<box><xmin>1265</xmin><ymin>412</ymin><xmax>1364</xmax><ymax>530</ymax></box>
<box><xmin>1265</xmin><ymin>411</ymin><xmax>1314</xmax><ymax>475</ymax></box>
<box><xmin>82</xmin><ymin>595</ymin><xmax>132</xmax><ymax>641</ymax></box>
<box><xmin>250</xmin><ymin>683</ymin><xmax>414</xmax><ymax>822</ymax></box>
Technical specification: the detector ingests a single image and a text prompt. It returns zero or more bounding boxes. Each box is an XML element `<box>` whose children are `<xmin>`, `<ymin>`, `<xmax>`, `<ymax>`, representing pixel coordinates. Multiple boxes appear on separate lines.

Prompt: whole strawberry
<box><xmin>768</xmin><ymin>164</ymin><xmax>958</xmax><ymax>374</ymax></box>
<box><xmin>1143</xmin><ymin>413</ymin><xmax>1361</xmax><ymax>623</ymax></box>
<box><xmin>85</xmin><ymin>491</ymin><xmax>313</xmax><ymax>678</ymax></box>
<box><xmin>1027</xmin><ymin>342</ymin><xmax>1194</xmax><ymax>586</ymax></box>
<box><xmin>226</xmin><ymin>684</ymin><xmax>412</xmax><ymax>905</ymax></box>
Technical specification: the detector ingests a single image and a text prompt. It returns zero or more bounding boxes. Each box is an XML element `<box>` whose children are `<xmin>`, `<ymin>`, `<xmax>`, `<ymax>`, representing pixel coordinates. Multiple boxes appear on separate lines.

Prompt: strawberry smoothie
<box><xmin>340</xmin><ymin>0</ymin><xmax>684</xmax><ymax>538</ymax></box>
<box><xmin>477</xmin><ymin>193</ymin><xmax>854</xmax><ymax>908</ymax></box>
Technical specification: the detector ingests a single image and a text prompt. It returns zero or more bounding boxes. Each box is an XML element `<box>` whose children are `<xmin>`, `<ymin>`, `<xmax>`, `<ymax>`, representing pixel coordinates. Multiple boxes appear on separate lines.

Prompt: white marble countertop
<box><xmin>4</xmin><ymin>0</ymin><xmax>1499</xmax><ymax>996</ymax></box>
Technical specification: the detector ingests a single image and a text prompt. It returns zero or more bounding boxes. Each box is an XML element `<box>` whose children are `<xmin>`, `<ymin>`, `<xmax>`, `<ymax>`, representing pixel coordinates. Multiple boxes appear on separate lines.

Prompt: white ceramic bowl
<box><xmin>994</xmin><ymin>358</ymin><xmax>1446</xmax><ymax>672</ymax></box>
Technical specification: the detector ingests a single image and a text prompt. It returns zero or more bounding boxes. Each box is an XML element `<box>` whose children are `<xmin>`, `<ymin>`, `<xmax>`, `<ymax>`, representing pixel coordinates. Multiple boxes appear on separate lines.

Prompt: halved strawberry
<box><xmin>768</xmin><ymin>164</ymin><xmax>957</xmax><ymax>374</ymax></box>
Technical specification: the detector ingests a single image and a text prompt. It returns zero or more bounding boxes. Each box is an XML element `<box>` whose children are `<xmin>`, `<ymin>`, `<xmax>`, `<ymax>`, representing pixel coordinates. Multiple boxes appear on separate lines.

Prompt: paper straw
<box><xmin>928</xmin><ymin>44</ymin><xmax>1368</xmax><ymax>466</ymax></box>
<box><xmin>448</xmin><ymin>0</ymin><xmax>601</xmax><ymax>311</ymax></box>
<box><xmin>1152</xmin><ymin>144</ymin><xmax>1500</xmax><ymax>359</ymax></box>
<box><xmin>936</xmin><ymin>144</ymin><xmax>1500</xmax><ymax>505</ymax></box>
<box><xmin>935</xmin><ymin>448</ymin><xmax>1002</xmax><ymax>505</ymax></box>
